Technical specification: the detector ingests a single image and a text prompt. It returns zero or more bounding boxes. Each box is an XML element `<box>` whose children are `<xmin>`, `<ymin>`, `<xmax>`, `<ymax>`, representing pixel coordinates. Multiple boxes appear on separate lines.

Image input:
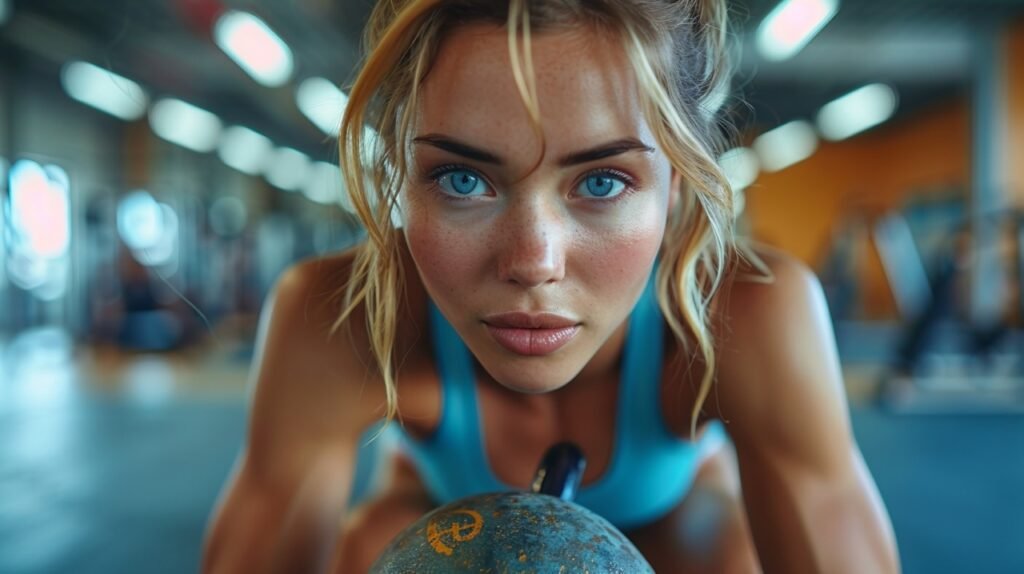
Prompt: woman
<box><xmin>203</xmin><ymin>1</ymin><xmax>900</xmax><ymax>572</ymax></box>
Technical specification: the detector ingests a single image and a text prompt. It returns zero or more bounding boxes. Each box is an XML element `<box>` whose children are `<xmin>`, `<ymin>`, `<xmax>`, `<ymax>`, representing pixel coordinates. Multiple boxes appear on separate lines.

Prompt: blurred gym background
<box><xmin>0</xmin><ymin>0</ymin><xmax>1021</xmax><ymax>572</ymax></box>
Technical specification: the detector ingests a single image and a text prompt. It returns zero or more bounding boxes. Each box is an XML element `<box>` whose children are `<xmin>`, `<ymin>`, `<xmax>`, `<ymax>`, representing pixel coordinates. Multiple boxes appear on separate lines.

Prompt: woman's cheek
<box><xmin>575</xmin><ymin>201</ymin><xmax>666</xmax><ymax>276</ymax></box>
<box><xmin>404</xmin><ymin>210</ymin><xmax>484</xmax><ymax>298</ymax></box>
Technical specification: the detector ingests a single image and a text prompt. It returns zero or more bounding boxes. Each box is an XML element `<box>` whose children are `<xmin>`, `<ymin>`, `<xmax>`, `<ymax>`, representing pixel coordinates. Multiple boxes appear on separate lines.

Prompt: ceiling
<box><xmin>2</xmin><ymin>0</ymin><xmax>1024</xmax><ymax>155</ymax></box>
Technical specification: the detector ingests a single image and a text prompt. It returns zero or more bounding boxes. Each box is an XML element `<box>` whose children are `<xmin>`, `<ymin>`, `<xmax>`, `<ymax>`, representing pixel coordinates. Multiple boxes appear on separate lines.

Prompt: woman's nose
<box><xmin>496</xmin><ymin>199</ymin><xmax>566</xmax><ymax>288</ymax></box>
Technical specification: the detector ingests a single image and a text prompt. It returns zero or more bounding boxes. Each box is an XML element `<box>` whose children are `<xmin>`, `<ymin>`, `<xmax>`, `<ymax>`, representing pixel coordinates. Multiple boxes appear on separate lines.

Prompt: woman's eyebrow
<box><xmin>412</xmin><ymin>134</ymin><xmax>656</xmax><ymax>167</ymax></box>
<box><xmin>412</xmin><ymin>134</ymin><xmax>502</xmax><ymax>164</ymax></box>
<box><xmin>558</xmin><ymin>138</ymin><xmax>656</xmax><ymax>166</ymax></box>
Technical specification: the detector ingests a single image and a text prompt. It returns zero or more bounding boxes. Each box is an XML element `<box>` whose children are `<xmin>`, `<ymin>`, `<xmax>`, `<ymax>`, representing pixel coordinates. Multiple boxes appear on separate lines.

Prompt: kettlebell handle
<box><xmin>531</xmin><ymin>442</ymin><xmax>586</xmax><ymax>501</ymax></box>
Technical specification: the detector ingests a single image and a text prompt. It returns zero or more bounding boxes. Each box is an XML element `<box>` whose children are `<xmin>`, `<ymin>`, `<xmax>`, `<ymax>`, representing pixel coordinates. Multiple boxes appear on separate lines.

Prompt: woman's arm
<box><xmin>714</xmin><ymin>250</ymin><xmax>900</xmax><ymax>574</ymax></box>
<box><xmin>203</xmin><ymin>450</ymin><xmax>354</xmax><ymax>574</ymax></box>
<box><xmin>202</xmin><ymin>257</ymin><xmax>384</xmax><ymax>574</ymax></box>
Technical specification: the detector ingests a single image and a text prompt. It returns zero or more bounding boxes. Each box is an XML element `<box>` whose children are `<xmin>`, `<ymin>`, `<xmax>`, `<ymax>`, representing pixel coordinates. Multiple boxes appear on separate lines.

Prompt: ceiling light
<box><xmin>9</xmin><ymin>160</ymin><xmax>71</xmax><ymax>259</ymax></box>
<box><xmin>60</xmin><ymin>61</ymin><xmax>148</xmax><ymax>120</ymax></box>
<box><xmin>303</xmin><ymin>162</ymin><xmax>344</xmax><ymax>205</ymax></box>
<box><xmin>149</xmin><ymin>98</ymin><xmax>223</xmax><ymax>153</ymax></box>
<box><xmin>817</xmin><ymin>83</ymin><xmax>898</xmax><ymax>141</ymax></box>
<box><xmin>265</xmin><ymin>147</ymin><xmax>312</xmax><ymax>191</ymax></box>
<box><xmin>0</xmin><ymin>0</ymin><xmax>11</xmax><ymax>26</ymax></box>
<box><xmin>296</xmin><ymin>77</ymin><xmax>348</xmax><ymax>137</ymax></box>
<box><xmin>117</xmin><ymin>190</ymin><xmax>163</xmax><ymax>251</ymax></box>
<box><xmin>135</xmin><ymin>204</ymin><xmax>178</xmax><ymax>268</ymax></box>
<box><xmin>753</xmin><ymin>120</ymin><xmax>818</xmax><ymax>172</ymax></box>
<box><xmin>718</xmin><ymin>147</ymin><xmax>760</xmax><ymax>191</ymax></box>
<box><xmin>757</xmin><ymin>0</ymin><xmax>839</xmax><ymax>62</ymax></box>
<box><xmin>218</xmin><ymin>125</ymin><xmax>273</xmax><ymax>175</ymax></box>
<box><xmin>214</xmin><ymin>11</ymin><xmax>294</xmax><ymax>87</ymax></box>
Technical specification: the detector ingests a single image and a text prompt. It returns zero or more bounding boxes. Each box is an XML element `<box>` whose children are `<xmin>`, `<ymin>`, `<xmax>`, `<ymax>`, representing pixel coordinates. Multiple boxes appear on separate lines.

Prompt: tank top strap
<box><xmin>577</xmin><ymin>265</ymin><xmax>665</xmax><ymax>498</ymax></box>
<box><xmin>420</xmin><ymin>301</ymin><xmax>506</xmax><ymax>496</ymax></box>
<box><xmin>426</xmin><ymin>301</ymin><xmax>478</xmax><ymax>446</ymax></box>
<box><xmin>621</xmin><ymin>264</ymin><xmax>665</xmax><ymax>423</ymax></box>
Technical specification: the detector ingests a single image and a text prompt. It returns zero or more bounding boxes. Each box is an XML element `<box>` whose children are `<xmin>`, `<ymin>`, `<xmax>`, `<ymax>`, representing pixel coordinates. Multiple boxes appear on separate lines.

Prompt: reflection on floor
<box><xmin>1</xmin><ymin>329</ymin><xmax>1022</xmax><ymax>574</ymax></box>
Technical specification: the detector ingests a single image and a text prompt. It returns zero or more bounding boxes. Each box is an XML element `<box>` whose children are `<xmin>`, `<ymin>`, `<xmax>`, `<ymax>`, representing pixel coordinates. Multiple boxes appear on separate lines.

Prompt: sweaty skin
<box><xmin>404</xmin><ymin>23</ymin><xmax>674</xmax><ymax>394</ymax></box>
<box><xmin>203</xmin><ymin>22</ymin><xmax>900</xmax><ymax>574</ymax></box>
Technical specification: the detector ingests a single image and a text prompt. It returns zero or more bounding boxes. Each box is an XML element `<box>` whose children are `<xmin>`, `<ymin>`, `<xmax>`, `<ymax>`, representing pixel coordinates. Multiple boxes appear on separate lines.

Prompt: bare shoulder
<box><xmin>714</xmin><ymin>243</ymin><xmax>831</xmax><ymax>355</ymax></box>
<box><xmin>258</xmin><ymin>248</ymin><xmax>376</xmax><ymax>383</ymax></box>
<box><xmin>711</xmin><ymin>244</ymin><xmax>850</xmax><ymax>448</ymax></box>
<box><xmin>202</xmin><ymin>245</ymin><xmax>437</xmax><ymax>573</ymax></box>
<box><xmin>266</xmin><ymin>248</ymin><xmax>374</xmax><ymax>363</ymax></box>
<box><xmin>244</xmin><ymin>247</ymin><xmax>389</xmax><ymax>481</ymax></box>
<box><xmin>716</xmin><ymin>243</ymin><xmax>821</xmax><ymax>317</ymax></box>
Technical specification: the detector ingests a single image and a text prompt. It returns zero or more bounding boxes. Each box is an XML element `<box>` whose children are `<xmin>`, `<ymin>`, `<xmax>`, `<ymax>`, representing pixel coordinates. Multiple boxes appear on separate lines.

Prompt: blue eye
<box><xmin>578</xmin><ymin>172</ymin><xmax>627</xmax><ymax>199</ymax></box>
<box><xmin>437</xmin><ymin>168</ymin><xmax>487</xmax><ymax>197</ymax></box>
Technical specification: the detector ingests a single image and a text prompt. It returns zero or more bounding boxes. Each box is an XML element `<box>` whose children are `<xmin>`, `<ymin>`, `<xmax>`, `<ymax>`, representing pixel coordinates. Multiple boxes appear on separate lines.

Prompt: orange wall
<box><xmin>744</xmin><ymin>98</ymin><xmax>972</xmax><ymax>318</ymax></box>
<box><xmin>745</xmin><ymin>98</ymin><xmax>971</xmax><ymax>263</ymax></box>
<box><xmin>1005</xmin><ymin>20</ymin><xmax>1024</xmax><ymax>205</ymax></box>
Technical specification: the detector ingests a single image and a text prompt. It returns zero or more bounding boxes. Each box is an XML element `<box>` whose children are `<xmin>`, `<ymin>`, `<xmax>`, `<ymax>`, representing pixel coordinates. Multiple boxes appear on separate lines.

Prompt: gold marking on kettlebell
<box><xmin>426</xmin><ymin>509</ymin><xmax>484</xmax><ymax>556</ymax></box>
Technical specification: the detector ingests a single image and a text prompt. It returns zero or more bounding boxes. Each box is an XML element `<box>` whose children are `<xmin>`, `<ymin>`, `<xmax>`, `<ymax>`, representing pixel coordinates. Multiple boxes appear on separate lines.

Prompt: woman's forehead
<box><xmin>415</xmin><ymin>23</ymin><xmax>655</xmax><ymax>162</ymax></box>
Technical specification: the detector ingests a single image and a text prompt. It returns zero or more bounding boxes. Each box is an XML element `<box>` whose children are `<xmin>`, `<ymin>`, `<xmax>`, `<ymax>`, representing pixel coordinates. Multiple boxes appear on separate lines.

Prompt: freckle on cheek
<box><xmin>585</xmin><ymin>217</ymin><xmax>663</xmax><ymax>282</ymax></box>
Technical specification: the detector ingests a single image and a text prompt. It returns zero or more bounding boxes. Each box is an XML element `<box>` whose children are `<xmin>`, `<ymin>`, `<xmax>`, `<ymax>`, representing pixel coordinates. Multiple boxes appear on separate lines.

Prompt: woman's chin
<box><xmin>500</xmin><ymin>379</ymin><xmax>569</xmax><ymax>395</ymax></box>
<box><xmin>481</xmin><ymin>362</ymin><xmax>580</xmax><ymax>395</ymax></box>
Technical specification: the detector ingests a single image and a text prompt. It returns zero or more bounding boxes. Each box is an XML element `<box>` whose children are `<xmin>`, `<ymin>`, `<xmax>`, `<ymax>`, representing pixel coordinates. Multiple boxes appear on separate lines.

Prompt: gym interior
<box><xmin>0</xmin><ymin>0</ymin><xmax>1022</xmax><ymax>572</ymax></box>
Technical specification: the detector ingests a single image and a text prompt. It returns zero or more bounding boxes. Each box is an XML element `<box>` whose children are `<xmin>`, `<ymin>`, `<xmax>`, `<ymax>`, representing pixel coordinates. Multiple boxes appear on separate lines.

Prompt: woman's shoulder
<box><xmin>710</xmin><ymin>242</ymin><xmax>839</xmax><ymax>424</ymax></box>
<box><xmin>245</xmin><ymin>245</ymin><xmax>437</xmax><ymax>451</ymax></box>
<box><xmin>719</xmin><ymin>242</ymin><xmax>819</xmax><ymax>307</ymax></box>
<box><xmin>268</xmin><ymin>248</ymin><xmax>366</xmax><ymax>358</ymax></box>
<box><xmin>714</xmin><ymin>242</ymin><xmax>828</xmax><ymax>361</ymax></box>
<box><xmin>251</xmin><ymin>249</ymin><xmax>381</xmax><ymax>414</ymax></box>
<box><xmin>266</xmin><ymin>244</ymin><xmax>430</xmax><ymax>373</ymax></box>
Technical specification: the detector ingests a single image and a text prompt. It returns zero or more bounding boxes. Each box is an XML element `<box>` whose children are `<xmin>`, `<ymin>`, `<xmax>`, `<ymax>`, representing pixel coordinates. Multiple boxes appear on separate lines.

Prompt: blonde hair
<box><xmin>336</xmin><ymin>0</ymin><xmax>765</xmax><ymax>438</ymax></box>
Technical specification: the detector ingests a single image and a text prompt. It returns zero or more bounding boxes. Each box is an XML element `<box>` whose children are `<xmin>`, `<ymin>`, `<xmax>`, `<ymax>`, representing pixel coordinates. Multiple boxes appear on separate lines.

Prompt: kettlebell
<box><xmin>369</xmin><ymin>443</ymin><xmax>654</xmax><ymax>573</ymax></box>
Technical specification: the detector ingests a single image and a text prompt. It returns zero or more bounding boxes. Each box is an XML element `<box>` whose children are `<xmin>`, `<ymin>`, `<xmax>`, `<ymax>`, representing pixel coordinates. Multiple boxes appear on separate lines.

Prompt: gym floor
<box><xmin>1</xmin><ymin>328</ymin><xmax>1021</xmax><ymax>574</ymax></box>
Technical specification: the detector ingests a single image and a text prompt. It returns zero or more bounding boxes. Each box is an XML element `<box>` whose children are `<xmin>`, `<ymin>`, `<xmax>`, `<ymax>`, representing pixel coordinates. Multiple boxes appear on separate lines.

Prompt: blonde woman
<box><xmin>203</xmin><ymin>1</ymin><xmax>900</xmax><ymax>572</ymax></box>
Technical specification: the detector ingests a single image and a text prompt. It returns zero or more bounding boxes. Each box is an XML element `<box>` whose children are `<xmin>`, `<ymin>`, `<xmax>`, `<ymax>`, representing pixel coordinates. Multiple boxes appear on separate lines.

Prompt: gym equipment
<box><xmin>875</xmin><ymin>204</ymin><xmax>1024</xmax><ymax>412</ymax></box>
<box><xmin>369</xmin><ymin>443</ymin><xmax>654</xmax><ymax>573</ymax></box>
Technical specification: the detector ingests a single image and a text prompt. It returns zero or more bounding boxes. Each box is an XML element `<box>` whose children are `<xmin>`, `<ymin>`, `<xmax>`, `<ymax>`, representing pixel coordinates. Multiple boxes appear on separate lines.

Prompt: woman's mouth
<box><xmin>483</xmin><ymin>312</ymin><xmax>581</xmax><ymax>356</ymax></box>
<box><xmin>484</xmin><ymin>324</ymin><xmax>580</xmax><ymax>356</ymax></box>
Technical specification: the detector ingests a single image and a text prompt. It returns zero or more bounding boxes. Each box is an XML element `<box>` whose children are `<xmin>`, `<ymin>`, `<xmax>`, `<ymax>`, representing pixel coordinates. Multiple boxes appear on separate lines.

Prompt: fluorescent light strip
<box><xmin>303</xmin><ymin>162</ymin><xmax>344</xmax><ymax>205</ymax></box>
<box><xmin>757</xmin><ymin>0</ymin><xmax>839</xmax><ymax>62</ymax></box>
<box><xmin>130</xmin><ymin>202</ymin><xmax>180</xmax><ymax>267</ymax></box>
<box><xmin>9</xmin><ymin>159</ymin><xmax>71</xmax><ymax>259</ymax></box>
<box><xmin>218</xmin><ymin>126</ymin><xmax>273</xmax><ymax>175</ymax></box>
<box><xmin>817</xmin><ymin>83</ymin><xmax>898</xmax><ymax>141</ymax></box>
<box><xmin>214</xmin><ymin>11</ymin><xmax>294</xmax><ymax>87</ymax></box>
<box><xmin>117</xmin><ymin>190</ymin><xmax>163</xmax><ymax>251</ymax></box>
<box><xmin>718</xmin><ymin>147</ymin><xmax>760</xmax><ymax>191</ymax></box>
<box><xmin>61</xmin><ymin>61</ymin><xmax>148</xmax><ymax>120</ymax></box>
<box><xmin>149</xmin><ymin>98</ymin><xmax>223</xmax><ymax>153</ymax></box>
<box><xmin>265</xmin><ymin>147</ymin><xmax>312</xmax><ymax>191</ymax></box>
<box><xmin>0</xmin><ymin>0</ymin><xmax>11</xmax><ymax>26</ymax></box>
<box><xmin>753</xmin><ymin>120</ymin><xmax>819</xmax><ymax>172</ymax></box>
<box><xmin>297</xmin><ymin>77</ymin><xmax>348</xmax><ymax>137</ymax></box>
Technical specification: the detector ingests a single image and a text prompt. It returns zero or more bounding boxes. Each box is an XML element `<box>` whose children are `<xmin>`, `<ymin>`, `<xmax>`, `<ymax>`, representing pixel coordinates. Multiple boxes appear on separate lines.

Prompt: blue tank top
<box><xmin>397</xmin><ymin>270</ymin><xmax>727</xmax><ymax>531</ymax></box>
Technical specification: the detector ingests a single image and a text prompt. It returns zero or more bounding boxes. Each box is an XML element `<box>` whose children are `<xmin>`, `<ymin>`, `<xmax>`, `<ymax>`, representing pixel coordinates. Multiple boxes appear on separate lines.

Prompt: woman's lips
<box><xmin>482</xmin><ymin>312</ymin><xmax>578</xmax><ymax>329</ymax></box>
<box><xmin>482</xmin><ymin>312</ymin><xmax>581</xmax><ymax>356</ymax></box>
<box><xmin>484</xmin><ymin>323</ymin><xmax>581</xmax><ymax>356</ymax></box>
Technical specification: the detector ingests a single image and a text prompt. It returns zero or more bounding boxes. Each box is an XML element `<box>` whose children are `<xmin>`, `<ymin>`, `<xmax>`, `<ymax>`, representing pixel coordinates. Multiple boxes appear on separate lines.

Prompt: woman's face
<box><xmin>403</xmin><ymin>23</ymin><xmax>677</xmax><ymax>393</ymax></box>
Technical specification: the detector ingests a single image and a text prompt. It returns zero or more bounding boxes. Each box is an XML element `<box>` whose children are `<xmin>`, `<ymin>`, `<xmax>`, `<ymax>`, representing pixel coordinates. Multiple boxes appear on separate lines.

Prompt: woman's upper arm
<box><xmin>204</xmin><ymin>256</ymin><xmax>384</xmax><ymax>574</ymax></box>
<box><xmin>714</xmin><ymin>250</ymin><xmax>901</xmax><ymax>574</ymax></box>
<box><xmin>245</xmin><ymin>258</ymin><xmax>382</xmax><ymax>479</ymax></box>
